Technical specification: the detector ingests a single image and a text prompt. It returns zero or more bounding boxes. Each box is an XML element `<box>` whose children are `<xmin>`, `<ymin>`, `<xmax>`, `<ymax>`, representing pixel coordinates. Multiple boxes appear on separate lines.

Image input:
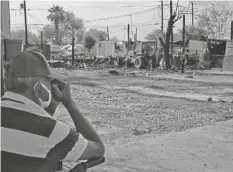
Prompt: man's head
<box><xmin>4</xmin><ymin>51</ymin><xmax>65</xmax><ymax>113</ymax></box>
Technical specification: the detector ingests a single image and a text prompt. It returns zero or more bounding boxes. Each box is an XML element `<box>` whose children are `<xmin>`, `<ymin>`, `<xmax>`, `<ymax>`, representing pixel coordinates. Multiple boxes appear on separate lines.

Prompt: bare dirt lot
<box><xmin>53</xmin><ymin>68</ymin><xmax>233</xmax><ymax>172</ymax></box>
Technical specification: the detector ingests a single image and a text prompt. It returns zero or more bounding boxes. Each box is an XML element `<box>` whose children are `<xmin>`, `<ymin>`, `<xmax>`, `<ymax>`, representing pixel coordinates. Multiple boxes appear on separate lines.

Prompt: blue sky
<box><xmin>10</xmin><ymin>0</ymin><xmax>233</xmax><ymax>41</ymax></box>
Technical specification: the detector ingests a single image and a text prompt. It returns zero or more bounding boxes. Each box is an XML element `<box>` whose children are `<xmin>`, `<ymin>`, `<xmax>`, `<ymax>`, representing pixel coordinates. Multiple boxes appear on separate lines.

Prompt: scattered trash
<box><xmin>184</xmin><ymin>75</ymin><xmax>194</xmax><ymax>78</ymax></box>
<box><xmin>91</xmin><ymin>56</ymin><xmax>120</xmax><ymax>68</ymax></box>
<box><xmin>109</xmin><ymin>70</ymin><xmax>120</xmax><ymax>75</ymax></box>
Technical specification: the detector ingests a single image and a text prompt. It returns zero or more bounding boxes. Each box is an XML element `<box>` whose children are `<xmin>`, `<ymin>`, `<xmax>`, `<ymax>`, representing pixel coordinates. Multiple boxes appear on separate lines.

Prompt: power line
<box><xmin>11</xmin><ymin>13</ymin><xmax>23</xmax><ymax>18</ymax></box>
<box><xmin>85</xmin><ymin>20</ymin><xmax>155</xmax><ymax>28</ymax></box>
<box><xmin>11</xmin><ymin>20</ymin><xmax>158</xmax><ymax>28</ymax></box>
<box><xmin>110</xmin><ymin>28</ymin><xmax>126</xmax><ymax>34</ymax></box>
<box><xmin>119</xmin><ymin>4</ymin><xmax>159</xmax><ymax>10</ymax></box>
<box><xmin>85</xmin><ymin>7</ymin><xmax>158</xmax><ymax>23</ymax></box>
<box><xmin>11</xmin><ymin>8</ymin><xmax>47</xmax><ymax>11</ymax></box>
<box><xmin>137</xmin><ymin>23</ymin><xmax>160</xmax><ymax>28</ymax></box>
<box><xmin>11</xmin><ymin>23</ymin><xmax>46</xmax><ymax>25</ymax></box>
<box><xmin>122</xmin><ymin>4</ymin><xmax>159</xmax><ymax>8</ymax></box>
<box><xmin>26</xmin><ymin>12</ymin><xmax>45</xmax><ymax>23</ymax></box>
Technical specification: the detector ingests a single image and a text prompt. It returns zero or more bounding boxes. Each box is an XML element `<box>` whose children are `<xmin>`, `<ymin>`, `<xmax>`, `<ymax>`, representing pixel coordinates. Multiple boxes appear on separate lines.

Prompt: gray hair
<box><xmin>4</xmin><ymin>64</ymin><xmax>45</xmax><ymax>93</ymax></box>
<box><xmin>4</xmin><ymin>77</ymin><xmax>45</xmax><ymax>93</ymax></box>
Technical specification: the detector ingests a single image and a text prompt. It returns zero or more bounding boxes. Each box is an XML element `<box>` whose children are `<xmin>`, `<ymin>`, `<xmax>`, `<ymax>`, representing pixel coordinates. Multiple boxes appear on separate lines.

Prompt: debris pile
<box><xmin>186</xmin><ymin>61</ymin><xmax>210</xmax><ymax>70</ymax></box>
<box><xmin>90</xmin><ymin>56</ymin><xmax>122</xmax><ymax>68</ymax></box>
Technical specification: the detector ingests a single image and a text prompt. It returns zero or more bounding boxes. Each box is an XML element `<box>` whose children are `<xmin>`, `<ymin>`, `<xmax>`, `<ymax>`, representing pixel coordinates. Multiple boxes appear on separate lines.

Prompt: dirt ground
<box><xmin>53</xmin><ymin>68</ymin><xmax>233</xmax><ymax>172</ymax></box>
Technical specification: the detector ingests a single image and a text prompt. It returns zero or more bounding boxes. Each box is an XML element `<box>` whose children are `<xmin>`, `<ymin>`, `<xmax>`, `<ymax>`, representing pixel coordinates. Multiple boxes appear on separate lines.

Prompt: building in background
<box><xmin>1</xmin><ymin>0</ymin><xmax>11</xmax><ymax>41</ymax></box>
<box><xmin>1</xmin><ymin>0</ymin><xmax>24</xmax><ymax>96</ymax></box>
<box><xmin>1</xmin><ymin>0</ymin><xmax>11</xmax><ymax>96</ymax></box>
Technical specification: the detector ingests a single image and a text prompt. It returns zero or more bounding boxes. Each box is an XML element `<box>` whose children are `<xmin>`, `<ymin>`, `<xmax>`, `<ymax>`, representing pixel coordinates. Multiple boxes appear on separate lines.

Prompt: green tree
<box><xmin>85</xmin><ymin>29</ymin><xmax>107</xmax><ymax>41</ymax></box>
<box><xmin>159</xmin><ymin>1</ymin><xmax>185</xmax><ymax>69</ymax></box>
<box><xmin>145</xmin><ymin>29</ymin><xmax>162</xmax><ymax>41</ymax></box>
<box><xmin>177</xmin><ymin>25</ymin><xmax>208</xmax><ymax>41</ymax></box>
<box><xmin>62</xmin><ymin>11</ymin><xmax>84</xmax><ymax>43</ymax></box>
<box><xmin>196</xmin><ymin>2</ymin><xmax>233</xmax><ymax>39</ymax></box>
<box><xmin>42</xmin><ymin>25</ymin><xmax>55</xmax><ymax>40</ymax></box>
<box><xmin>47</xmin><ymin>5</ymin><xmax>65</xmax><ymax>45</ymax></box>
<box><xmin>159</xmin><ymin>13</ymin><xmax>182</xmax><ymax>69</ymax></box>
<box><xmin>110</xmin><ymin>36</ymin><xmax>119</xmax><ymax>41</ymax></box>
<box><xmin>84</xmin><ymin>36</ymin><xmax>96</xmax><ymax>55</ymax></box>
<box><xmin>44</xmin><ymin>11</ymin><xmax>85</xmax><ymax>45</ymax></box>
<box><xmin>11</xmin><ymin>29</ymin><xmax>40</xmax><ymax>45</ymax></box>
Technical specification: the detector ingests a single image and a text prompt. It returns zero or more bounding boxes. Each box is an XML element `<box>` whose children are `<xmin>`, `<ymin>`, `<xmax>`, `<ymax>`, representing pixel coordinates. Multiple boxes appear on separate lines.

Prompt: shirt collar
<box><xmin>3</xmin><ymin>91</ymin><xmax>43</xmax><ymax>110</ymax></box>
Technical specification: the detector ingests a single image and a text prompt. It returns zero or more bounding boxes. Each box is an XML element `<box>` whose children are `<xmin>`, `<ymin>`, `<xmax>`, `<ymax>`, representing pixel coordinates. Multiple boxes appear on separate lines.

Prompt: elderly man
<box><xmin>1</xmin><ymin>51</ymin><xmax>105</xmax><ymax>172</ymax></box>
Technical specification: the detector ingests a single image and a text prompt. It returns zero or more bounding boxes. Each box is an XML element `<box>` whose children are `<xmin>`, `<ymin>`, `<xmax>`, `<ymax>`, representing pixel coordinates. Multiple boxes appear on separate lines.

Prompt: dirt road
<box><xmin>53</xmin><ymin>68</ymin><xmax>233</xmax><ymax>172</ymax></box>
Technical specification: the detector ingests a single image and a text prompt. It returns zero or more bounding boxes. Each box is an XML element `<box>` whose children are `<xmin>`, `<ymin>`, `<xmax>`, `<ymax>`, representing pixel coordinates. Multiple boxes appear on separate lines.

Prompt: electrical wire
<box><xmin>110</xmin><ymin>28</ymin><xmax>126</xmax><ymax>34</ymax></box>
<box><xmin>11</xmin><ymin>8</ymin><xmax>47</xmax><ymax>11</ymax></box>
<box><xmin>86</xmin><ymin>20</ymin><xmax>155</xmax><ymax>28</ymax></box>
<box><xmin>11</xmin><ymin>13</ymin><xmax>23</xmax><ymax>18</ymax></box>
<box><xmin>85</xmin><ymin>7</ymin><xmax>158</xmax><ymax>23</ymax></box>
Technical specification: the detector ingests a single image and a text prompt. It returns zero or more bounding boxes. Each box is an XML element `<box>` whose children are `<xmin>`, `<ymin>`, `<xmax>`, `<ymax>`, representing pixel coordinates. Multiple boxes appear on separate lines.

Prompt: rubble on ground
<box><xmin>185</xmin><ymin>61</ymin><xmax>210</xmax><ymax>70</ymax></box>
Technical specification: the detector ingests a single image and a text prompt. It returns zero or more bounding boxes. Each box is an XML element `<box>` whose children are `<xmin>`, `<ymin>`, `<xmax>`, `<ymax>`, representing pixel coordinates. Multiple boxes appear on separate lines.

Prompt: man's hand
<box><xmin>51</xmin><ymin>79</ymin><xmax>72</xmax><ymax>105</ymax></box>
<box><xmin>44</xmin><ymin>97</ymin><xmax>60</xmax><ymax>116</ymax></box>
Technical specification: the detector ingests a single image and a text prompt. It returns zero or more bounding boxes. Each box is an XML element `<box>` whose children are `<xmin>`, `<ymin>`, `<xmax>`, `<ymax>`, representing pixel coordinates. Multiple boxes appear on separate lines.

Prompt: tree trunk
<box><xmin>55</xmin><ymin>20</ymin><xmax>59</xmax><ymax>45</ymax></box>
<box><xmin>159</xmin><ymin>16</ymin><xmax>176</xmax><ymax>69</ymax></box>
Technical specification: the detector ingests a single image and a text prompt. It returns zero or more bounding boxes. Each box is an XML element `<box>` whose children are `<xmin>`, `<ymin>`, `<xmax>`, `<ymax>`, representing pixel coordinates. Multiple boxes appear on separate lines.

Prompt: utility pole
<box><xmin>135</xmin><ymin>28</ymin><xmax>137</xmax><ymax>41</ymax></box>
<box><xmin>128</xmin><ymin>24</ymin><xmax>130</xmax><ymax>51</ymax></box>
<box><xmin>161</xmin><ymin>0</ymin><xmax>163</xmax><ymax>33</ymax></box>
<box><xmin>183</xmin><ymin>15</ymin><xmax>185</xmax><ymax>47</ymax></box>
<box><xmin>231</xmin><ymin>21</ymin><xmax>233</xmax><ymax>40</ymax></box>
<box><xmin>170</xmin><ymin>0</ymin><xmax>173</xmax><ymax>62</ymax></box>
<box><xmin>107</xmin><ymin>27</ymin><xmax>109</xmax><ymax>41</ymax></box>
<box><xmin>192</xmin><ymin>2</ymin><xmax>194</xmax><ymax>26</ymax></box>
<box><xmin>181</xmin><ymin>15</ymin><xmax>185</xmax><ymax>74</ymax></box>
<box><xmin>40</xmin><ymin>31</ymin><xmax>43</xmax><ymax>54</ymax></box>
<box><xmin>23</xmin><ymin>0</ymin><xmax>28</xmax><ymax>46</ymax></box>
<box><xmin>72</xmin><ymin>28</ymin><xmax>75</xmax><ymax>65</ymax></box>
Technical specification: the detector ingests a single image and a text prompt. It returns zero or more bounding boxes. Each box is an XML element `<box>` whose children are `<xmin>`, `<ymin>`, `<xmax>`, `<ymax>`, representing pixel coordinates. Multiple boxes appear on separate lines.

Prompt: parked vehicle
<box><xmin>65</xmin><ymin>44</ymin><xmax>85</xmax><ymax>60</ymax></box>
<box><xmin>124</xmin><ymin>41</ymin><xmax>160</xmax><ymax>69</ymax></box>
<box><xmin>50</xmin><ymin>45</ymin><xmax>64</xmax><ymax>60</ymax></box>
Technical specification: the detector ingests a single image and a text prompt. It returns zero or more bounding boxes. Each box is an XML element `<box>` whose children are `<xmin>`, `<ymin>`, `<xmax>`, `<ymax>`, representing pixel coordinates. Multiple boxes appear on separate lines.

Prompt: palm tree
<box><xmin>47</xmin><ymin>5</ymin><xmax>65</xmax><ymax>45</ymax></box>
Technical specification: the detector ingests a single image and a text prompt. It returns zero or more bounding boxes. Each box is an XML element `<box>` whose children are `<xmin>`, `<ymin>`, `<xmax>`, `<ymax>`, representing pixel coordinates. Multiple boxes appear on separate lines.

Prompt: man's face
<box><xmin>40</xmin><ymin>77</ymin><xmax>52</xmax><ymax>91</ymax></box>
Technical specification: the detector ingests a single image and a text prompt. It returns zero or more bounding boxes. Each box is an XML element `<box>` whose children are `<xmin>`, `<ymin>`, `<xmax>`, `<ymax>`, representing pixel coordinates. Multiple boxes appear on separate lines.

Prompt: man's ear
<box><xmin>4</xmin><ymin>63</ymin><xmax>13</xmax><ymax>77</ymax></box>
<box><xmin>33</xmin><ymin>82</ymin><xmax>41</xmax><ymax>97</ymax></box>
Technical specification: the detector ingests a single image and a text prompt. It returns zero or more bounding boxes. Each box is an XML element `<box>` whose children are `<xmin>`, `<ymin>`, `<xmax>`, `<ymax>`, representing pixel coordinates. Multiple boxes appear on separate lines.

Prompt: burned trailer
<box><xmin>207</xmin><ymin>39</ymin><xmax>227</xmax><ymax>68</ymax></box>
<box><xmin>91</xmin><ymin>41</ymin><xmax>128</xmax><ymax>67</ymax></box>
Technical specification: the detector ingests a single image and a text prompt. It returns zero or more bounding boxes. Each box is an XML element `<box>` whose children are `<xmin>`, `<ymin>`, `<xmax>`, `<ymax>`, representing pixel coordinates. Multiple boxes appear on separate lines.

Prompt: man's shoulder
<box><xmin>1</xmin><ymin>103</ymin><xmax>58</xmax><ymax>138</ymax></box>
<box><xmin>1</xmin><ymin>96</ymin><xmax>53</xmax><ymax>119</ymax></box>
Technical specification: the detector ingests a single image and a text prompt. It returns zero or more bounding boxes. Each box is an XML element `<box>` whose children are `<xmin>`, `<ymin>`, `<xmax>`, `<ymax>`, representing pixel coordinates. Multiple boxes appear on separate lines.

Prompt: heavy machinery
<box><xmin>126</xmin><ymin>41</ymin><xmax>161</xmax><ymax>69</ymax></box>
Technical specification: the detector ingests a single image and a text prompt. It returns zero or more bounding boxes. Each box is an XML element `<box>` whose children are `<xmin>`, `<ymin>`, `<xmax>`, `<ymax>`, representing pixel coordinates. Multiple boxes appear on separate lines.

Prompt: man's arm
<box><xmin>63</xmin><ymin>99</ymin><xmax>105</xmax><ymax>160</ymax></box>
<box><xmin>51</xmin><ymin>79</ymin><xmax>105</xmax><ymax>160</ymax></box>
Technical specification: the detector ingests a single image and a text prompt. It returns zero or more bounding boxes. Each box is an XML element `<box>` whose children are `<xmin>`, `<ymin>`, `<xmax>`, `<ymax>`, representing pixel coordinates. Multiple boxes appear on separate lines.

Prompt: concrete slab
<box><xmin>150</xmin><ymin>73</ymin><xmax>233</xmax><ymax>84</ymax></box>
<box><xmin>185</xmin><ymin>68</ymin><xmax>233</xmax><ymax>76</ymax></box>
<box><xmin>100</xmin><ymin>120</ymin><xmax>233</xmax><ymax>172</ymax></box>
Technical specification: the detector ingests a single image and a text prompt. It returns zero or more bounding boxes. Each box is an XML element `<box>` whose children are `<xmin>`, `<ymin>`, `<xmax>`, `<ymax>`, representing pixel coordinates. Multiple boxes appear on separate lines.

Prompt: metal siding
<box><xmin>1</xmin><ymin>0</ymin><xmax>11</xmax><ymax>39</ymax></box>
